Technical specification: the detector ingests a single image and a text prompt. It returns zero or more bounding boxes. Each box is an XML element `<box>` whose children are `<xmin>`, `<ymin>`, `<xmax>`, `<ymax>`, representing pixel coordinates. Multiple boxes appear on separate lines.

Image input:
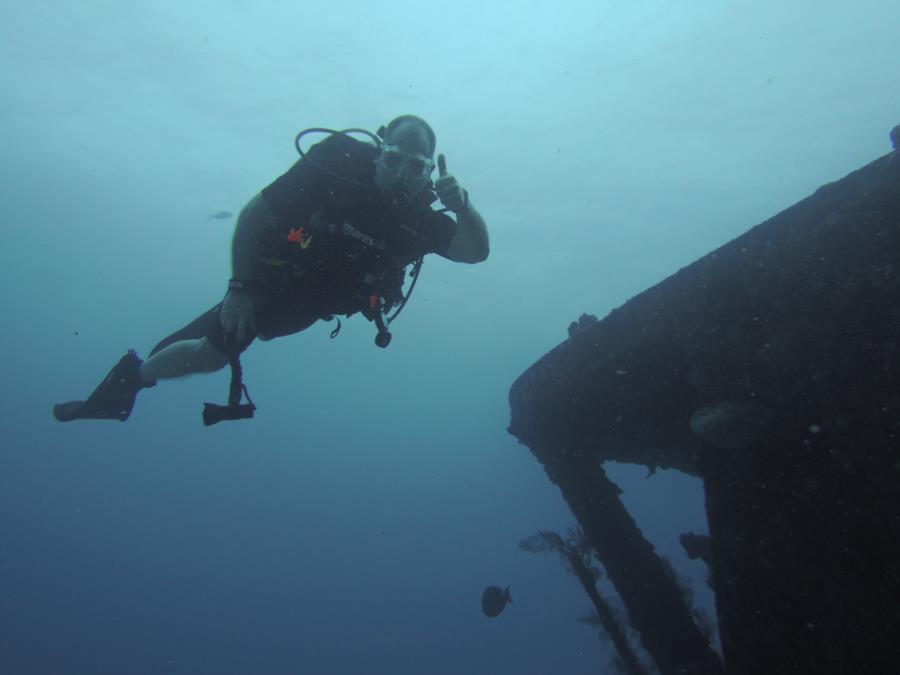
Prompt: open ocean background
<box><xmin>1</xmin><ymin>1</ymin><xmax>898</xmax><ymax>673</ymax></box>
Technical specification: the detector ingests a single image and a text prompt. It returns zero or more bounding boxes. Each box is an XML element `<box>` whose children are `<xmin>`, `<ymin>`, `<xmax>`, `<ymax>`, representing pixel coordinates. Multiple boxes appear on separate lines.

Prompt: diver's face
<box><xmin>374</xmin><ymin>123</ymin><xmax>434</xmax><ymax>198</ymax></box>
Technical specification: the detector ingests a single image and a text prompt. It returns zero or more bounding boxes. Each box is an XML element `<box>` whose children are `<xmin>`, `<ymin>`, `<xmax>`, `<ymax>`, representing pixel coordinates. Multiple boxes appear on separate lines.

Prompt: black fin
<box><xmin>53</xmin><ymin>350</ymin><xmax>153</xmax><ymax>422</ymax></box>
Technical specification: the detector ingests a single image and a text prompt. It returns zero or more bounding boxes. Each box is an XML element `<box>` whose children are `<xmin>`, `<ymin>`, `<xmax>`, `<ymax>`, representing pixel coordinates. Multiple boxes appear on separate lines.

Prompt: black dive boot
<box><xmin>54</xmin><ymin>350</ymin><xmax>156</xmax><ymax>422</ymax></box>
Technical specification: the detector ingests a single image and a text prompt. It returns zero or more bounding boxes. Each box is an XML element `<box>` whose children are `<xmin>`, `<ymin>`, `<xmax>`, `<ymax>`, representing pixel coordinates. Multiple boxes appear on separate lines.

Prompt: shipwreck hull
<box><xmin>509</xmin><ymin>150</ymin><xmax>900</xmax><ymax>673</ymax></box>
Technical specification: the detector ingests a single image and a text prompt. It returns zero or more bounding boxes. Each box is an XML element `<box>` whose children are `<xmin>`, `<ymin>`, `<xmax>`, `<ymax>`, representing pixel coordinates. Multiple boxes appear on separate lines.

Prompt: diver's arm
<box><xmin>434</xmin><ymin>154</ymin><xmax>489</xmax><ymax>264</ymax></box>
<box><xmin>230</xmin><ymin>207</ymin><xmax>266</xmax><ymax>282</ymax></box>
<box><xmin>221</xmin><ymin>199</ymin><xmax>271</xmax><ymax>343</ymax></box>
<box><xmin>445</xmin><ymin>199</ymin><xmax>490</xmax><ymax>264</ymax></box>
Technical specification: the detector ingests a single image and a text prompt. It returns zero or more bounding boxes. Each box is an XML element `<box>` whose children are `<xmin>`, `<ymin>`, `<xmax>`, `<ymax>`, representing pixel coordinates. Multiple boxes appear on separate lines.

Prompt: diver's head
<box><xmin>374</xmin><ymin>115</ymin><xmax>436</xmax><ymax>198</ymax></box>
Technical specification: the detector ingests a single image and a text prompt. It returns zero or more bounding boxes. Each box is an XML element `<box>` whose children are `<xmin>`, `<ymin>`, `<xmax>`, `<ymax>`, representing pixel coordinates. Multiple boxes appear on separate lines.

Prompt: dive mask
<box><xmin>378</xmin><ymin>145</ymin><xmax>434</xmax><ymax>180</ymax></box>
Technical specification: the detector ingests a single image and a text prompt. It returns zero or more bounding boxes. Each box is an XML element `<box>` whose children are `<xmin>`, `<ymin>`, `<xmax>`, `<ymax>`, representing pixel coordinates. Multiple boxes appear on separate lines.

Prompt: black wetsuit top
<box><xmin>258</xmin><ymin>133</ymin><xmax>457</xmax><ymax>317</ymax></box>
<box><xmin>150</xmin><ymin>134</ymin><xmax>457</xmax><ymax>356</ymax></box>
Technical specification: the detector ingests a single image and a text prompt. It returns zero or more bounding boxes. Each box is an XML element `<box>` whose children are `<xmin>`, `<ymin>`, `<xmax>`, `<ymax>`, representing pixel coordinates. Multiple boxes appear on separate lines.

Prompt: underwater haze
<box><xmin>1</xmin><ymin>1</ymin><xmax>898</xmax><ymax>673</ymax></box>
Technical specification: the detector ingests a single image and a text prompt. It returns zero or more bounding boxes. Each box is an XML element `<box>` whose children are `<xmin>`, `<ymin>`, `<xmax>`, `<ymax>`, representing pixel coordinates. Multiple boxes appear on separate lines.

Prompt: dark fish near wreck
<box><xmin>689</xmin><ymin>400</ymin><xmax>774</xmax><ymax>451</ymax></box>
<box><xmin>482</xmin><ymin>585</ymin><xmax>512</xmax><ymax>618</ymax></box>
<box><xmin>207</xmin><ymin>210</ymin><xmax>233</xmax><ymax>220</ymax></box>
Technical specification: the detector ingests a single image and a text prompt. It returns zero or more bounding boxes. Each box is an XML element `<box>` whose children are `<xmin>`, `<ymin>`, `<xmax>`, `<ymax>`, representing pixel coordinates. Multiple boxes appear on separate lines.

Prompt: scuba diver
<box><xmin>54</xmin><ymin>114</ymin><xmax>489</xmax><ymax>425</ymax></box>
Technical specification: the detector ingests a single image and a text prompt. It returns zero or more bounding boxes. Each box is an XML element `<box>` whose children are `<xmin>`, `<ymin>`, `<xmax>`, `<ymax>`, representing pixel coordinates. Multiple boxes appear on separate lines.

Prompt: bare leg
<box><xmin>140</xmin><ymin>337</ymin><xmax>229</xmax><ymax>382</ymax></box>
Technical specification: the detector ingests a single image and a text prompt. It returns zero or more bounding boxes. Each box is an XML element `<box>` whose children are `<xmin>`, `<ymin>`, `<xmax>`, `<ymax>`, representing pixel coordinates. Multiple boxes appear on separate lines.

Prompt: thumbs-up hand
<box><xmin>434</xmin><ymin>154</ymin><xmax>469</xmax><ymax>212</ymax></box>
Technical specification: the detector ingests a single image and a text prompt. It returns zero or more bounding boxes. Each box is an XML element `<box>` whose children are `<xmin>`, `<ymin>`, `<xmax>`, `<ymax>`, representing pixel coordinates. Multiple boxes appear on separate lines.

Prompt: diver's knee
<box><xmin>198</xmin><ymin>338</ymin><xmax>230</xmax><ymax>371</ymax></box>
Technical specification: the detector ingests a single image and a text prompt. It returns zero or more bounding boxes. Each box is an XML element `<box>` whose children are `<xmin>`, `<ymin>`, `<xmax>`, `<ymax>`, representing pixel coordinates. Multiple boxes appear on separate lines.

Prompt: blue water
<box><xmin>1</xmin><ymin>1</ymin><xmax>898</xmax><ymax>673</ymax></box>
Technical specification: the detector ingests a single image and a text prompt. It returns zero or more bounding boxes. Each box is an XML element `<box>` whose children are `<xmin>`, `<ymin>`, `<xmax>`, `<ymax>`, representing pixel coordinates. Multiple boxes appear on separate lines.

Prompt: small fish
<box><xmin>481</xmin><ymin>585</ymin><xmax>512</xmax><ymax>618</ymax></box>
<box><xmin>207</xmin><ymin>210</ymin><xmax>233</xmax><ymax>220</ymax></box>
